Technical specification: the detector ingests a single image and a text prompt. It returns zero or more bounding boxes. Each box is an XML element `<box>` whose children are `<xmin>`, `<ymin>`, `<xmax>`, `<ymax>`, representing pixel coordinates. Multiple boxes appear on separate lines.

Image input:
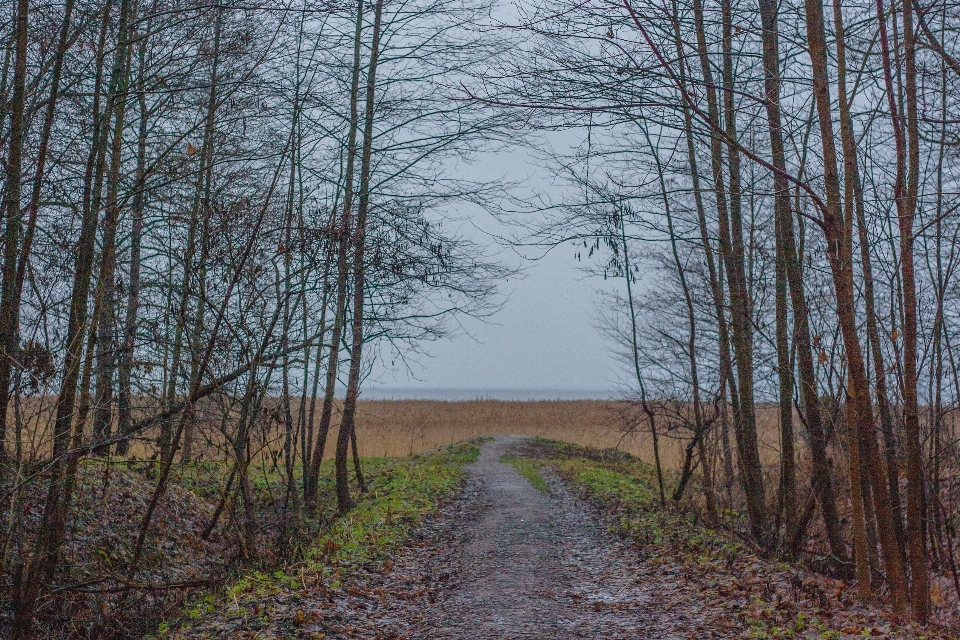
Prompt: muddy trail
<box><xmin>308</xmin><ymin>436</ymin><xmax>722</xmax><ymax>639</ymax></box>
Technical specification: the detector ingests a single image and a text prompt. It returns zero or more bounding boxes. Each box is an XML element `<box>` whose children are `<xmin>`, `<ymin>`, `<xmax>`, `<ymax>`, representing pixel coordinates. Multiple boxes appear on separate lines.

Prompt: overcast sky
<box><xmin>366</xmin><ymin>136</ymin><xmax>624</xmax><ymax>398</ymax></box>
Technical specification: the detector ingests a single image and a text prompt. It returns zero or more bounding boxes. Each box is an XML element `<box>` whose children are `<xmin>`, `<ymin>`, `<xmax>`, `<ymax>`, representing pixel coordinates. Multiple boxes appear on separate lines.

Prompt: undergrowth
<box><xmin>159</xmin><ymin>439</ymin><xmax>482</xmax><ymax>638</ymax></box>
<box><xmin>523</xmin><ymin>438</ymin><xmax>733</xmax><ymax>559</ymax></box>
<box><xmin>519</xmin><ymin>438</ymin><xmax>955</xmax><ymax>639</ymax></box>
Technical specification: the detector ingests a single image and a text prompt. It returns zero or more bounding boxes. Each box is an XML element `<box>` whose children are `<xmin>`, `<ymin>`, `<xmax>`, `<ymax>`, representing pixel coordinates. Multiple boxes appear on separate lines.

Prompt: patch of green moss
<box><xmin>501</xmin><ymin>456</ymin><xmax>550</xmax><ymax>493</ymax></box>
<box><xmin>304</xmin><ymin>444</ymin><xmax>473</xmax><ymax>571</ymax></box>
<box><xmin>162</xmin><ymin>439</ymin><xmax>483</xmax><ymax>637</ymax></box>
<box><xmin>520</xmin><ymin>439</ymin><xmax>733</xmax><ymax>558</ymax></box>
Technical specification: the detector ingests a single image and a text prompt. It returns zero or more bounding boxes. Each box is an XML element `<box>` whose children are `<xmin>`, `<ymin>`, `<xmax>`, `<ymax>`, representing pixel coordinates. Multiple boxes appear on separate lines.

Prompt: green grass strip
<box><xmin>501</xmin><ymin>456</ymin><xmax>550</xmax><ymax>493</ymax></box>
<box><xmin>160</xmin><ymin>440</ymin><xmax>482</xmax><ymax>637</ymax></box>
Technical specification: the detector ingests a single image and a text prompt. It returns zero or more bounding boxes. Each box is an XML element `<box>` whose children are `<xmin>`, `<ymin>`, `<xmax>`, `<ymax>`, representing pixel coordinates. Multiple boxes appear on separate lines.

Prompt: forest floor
<box><xmin>170</xmin><ymin>435</ymin><xmax>960</xmax><ymax>639</ymax></box>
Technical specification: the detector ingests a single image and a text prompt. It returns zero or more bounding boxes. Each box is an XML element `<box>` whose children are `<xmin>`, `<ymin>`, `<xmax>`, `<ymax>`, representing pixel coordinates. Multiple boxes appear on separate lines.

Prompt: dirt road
<box><xmin>315</xmin><ymin>436</ymin><xmax>714</xmax><ymax>639</ymax></box>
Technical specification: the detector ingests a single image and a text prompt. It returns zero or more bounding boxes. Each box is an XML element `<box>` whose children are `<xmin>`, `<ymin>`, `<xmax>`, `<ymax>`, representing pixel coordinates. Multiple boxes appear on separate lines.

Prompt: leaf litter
<box><xmin>172</xmin><ymin>436</ymin><xmax>960</xmax><ymax>639</ymax></box>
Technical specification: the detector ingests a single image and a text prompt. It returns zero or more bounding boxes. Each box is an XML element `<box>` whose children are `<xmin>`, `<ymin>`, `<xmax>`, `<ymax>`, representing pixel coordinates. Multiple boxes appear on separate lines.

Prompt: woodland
<box><xmin>2</xmin><ymin>0</ymin><xmax>960</xmax><ymax>635</ymax></box>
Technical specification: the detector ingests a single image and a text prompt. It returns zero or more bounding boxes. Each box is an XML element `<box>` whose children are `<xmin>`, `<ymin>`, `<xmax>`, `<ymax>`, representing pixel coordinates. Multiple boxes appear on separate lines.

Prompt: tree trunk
<box><xmin>116</xmin><ymin>20</ymin><xmax>152</xmax><ymax>456</ymax></box>
<box><xmin>92</xmin><ymin>21</ymin><xmax>133</xmax><ymax>455</ymax></box>
<box><xmin>619</xmin><ymin>205</ymin><xmax>664</xmax><ymax>507</ymax></box>
<box><xmin>897</xmin><ymin>0</ymin><xmax>931</xmax><ymax>619</ymax></box>
<box><xmin>720</xmin><ymin>0</ymin><xmax>767</xmax><ymax>545</ymax></box>
<box><xmin>0</xmin><ymin>0</ymin><xmax>29</xmax><ymax>461</ymax></box>
<box><xmin>180</xmin><ymin>8</ymin><xmax>221</xmax><ymax>464</ymax></box>
<box><xmin>804</xmin><ymin>0</ymin><xmax>909</xmax><ymax>611</ymax></box>
<box><xmin>304</xmin><ymin>0</ymin><xmax>365</xmax><ymax>512</ymax></box>
<box><xmin>337</xmin><ymin>0</ymin><xmax>384</xmax><ymax>513</ymax></box>
<box><xmin>644</xmin><ymin>123</ymin><xmax>714</xmax><ymax>521</ymax></box>
<box><xmin>0</xmin><ymin>0</ymin><xmax>78</xmax><ymax>458</ymax></box>
<box><xmin>757</xmin><ymin>0</ymin><xmax>796</xmax><ymax>553</ymax></box>
<box><xmin>17</xmin><ymin>1</ymin><xmax>122</xmax><ymax>631</ymax></box>
<box><xmin>302</xmin><ymin>229</ymin><xmax>334</xmax><ymax>499</ymax></box>
<box><xmin>669</xmin><ymin>9</ymin><xmax>736</xmax><ymax>507</ymax></box>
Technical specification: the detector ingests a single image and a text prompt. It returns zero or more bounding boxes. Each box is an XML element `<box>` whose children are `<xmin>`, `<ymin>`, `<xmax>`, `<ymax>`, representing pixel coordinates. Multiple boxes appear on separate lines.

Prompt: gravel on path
<box><xmin>311</xmin><ymin>435</ymin><xmax>718</xmax><ymax>639</ymax></box>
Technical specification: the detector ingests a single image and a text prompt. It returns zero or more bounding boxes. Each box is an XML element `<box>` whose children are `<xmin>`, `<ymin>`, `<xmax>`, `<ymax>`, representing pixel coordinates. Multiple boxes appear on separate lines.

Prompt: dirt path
<box><xmin>427</xmin><ymin>435</ymin><xmax>651</xmax><ymax>637</ymax></box>
<box><xmin>312</xmin><ymin>436</ymin><xmax>716</xmax><ymax>639</ymax></box>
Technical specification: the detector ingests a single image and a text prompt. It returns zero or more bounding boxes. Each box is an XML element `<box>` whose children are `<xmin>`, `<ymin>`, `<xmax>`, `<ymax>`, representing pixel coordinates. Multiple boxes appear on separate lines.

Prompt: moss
<box><xmin>162</xmin><ymin>439</ymin><xmax>483</xmax><ymax>637</ymax></box>
<box><xmin>303</xmin><ymin>444</ymin><xmax>471</xmax><ymax>571</ymax></box>
<box><xmin>521</xmin><ymin>438</ymin><xmax>734</xmax><ymax>558</ymax></box>
<box><xmin>501</xmin><ymin>456</ymin><xmax>550</xmax><ymax>493</ymax></box>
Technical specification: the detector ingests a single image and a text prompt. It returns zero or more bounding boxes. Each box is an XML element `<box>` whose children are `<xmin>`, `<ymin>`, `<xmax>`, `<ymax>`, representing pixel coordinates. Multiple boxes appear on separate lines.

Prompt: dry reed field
<box><xmin>7</xmin><ymin>397</ymin><xmax>790</xmax><ymax>471</ymax></box>
<box><xmin>343</xmin><ymin>399</ymin><xmax>787</xmax><ymax>470</ymax></box>
<box><xmin>350</xmin><ymin>399</ymin><xmax>629</xmax><ymax>457</ymax></box>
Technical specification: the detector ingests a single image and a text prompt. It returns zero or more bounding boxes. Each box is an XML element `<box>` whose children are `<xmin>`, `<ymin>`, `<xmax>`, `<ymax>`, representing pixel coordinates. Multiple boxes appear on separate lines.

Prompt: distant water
<box><xmin>359</xmin><ymin>387</ymin><xmax>613</xmax><ymax>401</ymax></box>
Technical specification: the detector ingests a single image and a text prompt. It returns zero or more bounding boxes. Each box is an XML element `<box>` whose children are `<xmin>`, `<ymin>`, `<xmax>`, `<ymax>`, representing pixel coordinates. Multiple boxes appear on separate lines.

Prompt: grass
<box><xmin>160</xmin><ymin>439</ymin><xmax>482</xmax><ymax>638</ymax></box>
<box><xmin>304</xmin><ymin>440</ymin><xmax>480</xmax><ymax>572</ymax></box>
<box><xmin>523</xmin><ymin>438</ymin><xmax>732</xmax><ymax>556</ymax></box>
<box><xmin>11</xmin><ymin>398</ymin><xmax>803</xmax><ymax>475</ymax></box>
<box><xmin>516</xmin><ymin>439</ymin><xmax>960</xmax><ymax>640</ymax></box>
<box><xmin>501</xmin><ymin>455</ymin><xmax>550</xmax><ymax>492</ymax></box>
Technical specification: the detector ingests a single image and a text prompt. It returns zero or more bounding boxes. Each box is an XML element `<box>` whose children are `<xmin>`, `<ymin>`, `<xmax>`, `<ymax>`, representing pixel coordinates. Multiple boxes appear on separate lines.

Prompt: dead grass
<box><xmin>343</xmin><ymin>399</ymin><xmax>786</xmax><ymax>470</ymax></box>
<box><xmin>5</xmin><ymin>397</ymin><xmax>789</xmax><ymax>472</ymax></box>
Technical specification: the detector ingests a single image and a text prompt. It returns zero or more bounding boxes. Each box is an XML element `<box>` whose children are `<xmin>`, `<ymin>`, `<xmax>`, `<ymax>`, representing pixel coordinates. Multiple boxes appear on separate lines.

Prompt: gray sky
<box><xmin>367</xmin><ymin>137</ymin><xmax>623</xmax><ymax>397</ymax></box>
<box><xmin>368</xmin><ymin>244</ymin><xmax>617</xmax><ymax>395</ymax></box>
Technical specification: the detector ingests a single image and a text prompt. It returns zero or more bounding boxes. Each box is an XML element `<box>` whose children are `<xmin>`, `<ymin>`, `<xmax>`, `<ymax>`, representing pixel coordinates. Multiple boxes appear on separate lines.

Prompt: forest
<box><xmin>2</xmin><ymin>0</ymin><xmax>960</xmax><ymax>636</ymax></box>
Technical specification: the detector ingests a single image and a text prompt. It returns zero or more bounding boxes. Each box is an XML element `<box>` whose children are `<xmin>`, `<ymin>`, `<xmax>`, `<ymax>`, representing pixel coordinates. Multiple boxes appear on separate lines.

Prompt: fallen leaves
<box><xmin>510</xmin><ymin>438</ymin><xmax>960</xmax><ymax>639</ymax></box>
